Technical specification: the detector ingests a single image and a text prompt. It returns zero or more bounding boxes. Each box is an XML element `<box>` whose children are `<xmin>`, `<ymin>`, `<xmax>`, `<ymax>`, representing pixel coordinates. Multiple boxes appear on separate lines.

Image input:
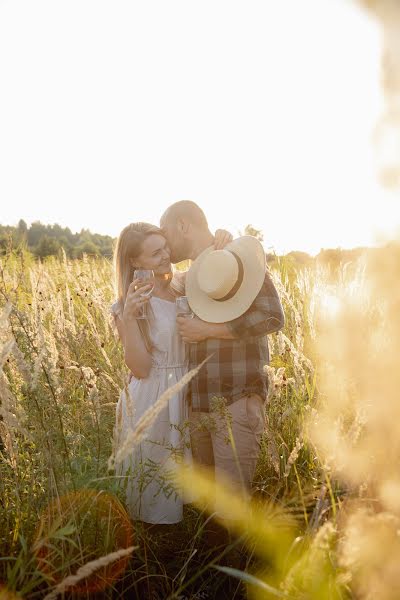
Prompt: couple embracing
<box><xmin>110</xmin><ymin>200</ymin><xmax>284</xmax><ymax>531</ymax></box>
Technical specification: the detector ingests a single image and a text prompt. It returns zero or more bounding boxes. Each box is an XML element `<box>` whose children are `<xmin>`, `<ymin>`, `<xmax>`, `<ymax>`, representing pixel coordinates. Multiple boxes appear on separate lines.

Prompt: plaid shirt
<box><xmin>187</xmin><ymin>269</ymin><xmax>285</xmax><ymax>412</ymax></box>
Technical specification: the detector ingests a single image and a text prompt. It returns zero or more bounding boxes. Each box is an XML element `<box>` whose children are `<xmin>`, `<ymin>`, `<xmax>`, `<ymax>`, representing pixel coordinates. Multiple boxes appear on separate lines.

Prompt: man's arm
<box><xmin>177</xmin><ymin>270</ymin><xmax>284</xmax><ymax>342</ymax></box>
<box><xmin>225</xmin><ymin>269</ymin><xmax>285</xmax><ymax>339</ymax></box>
<box><xmin>177</xmin><ymin>317</ymin><xmax>236</xmax><ymax>343</ymax></box>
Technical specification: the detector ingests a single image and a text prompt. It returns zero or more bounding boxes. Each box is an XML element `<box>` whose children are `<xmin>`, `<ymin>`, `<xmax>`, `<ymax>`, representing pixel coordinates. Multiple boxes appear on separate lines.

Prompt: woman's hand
<box><xmin>214</xmin><ymin>229</ymin><xmax>233</xmax><ymax>250</ymax></box>
<box><xmin>122</xmin><ymin>279</ymin><xmax>153</xmax><ymax>322</ymax></box>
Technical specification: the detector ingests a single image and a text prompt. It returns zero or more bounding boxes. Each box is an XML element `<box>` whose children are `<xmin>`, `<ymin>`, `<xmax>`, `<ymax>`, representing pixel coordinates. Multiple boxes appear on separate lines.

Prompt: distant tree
<box><xmin>73</xmin><ymin>241</ymin><xmax>100</xmax><ymax>258</ymax></box>
<box><xmin>17</xmin><ymin>219</ymin><xmax>28</xmax><ymax>236</ymax></box>
<box><xmin>92</xmin><ymin>232</ymin><xmax>115</xmax><ymax>257</ymax></box>
<box><xmin>34</xmin><ymin>235</ymin><xmax>61</xmax><ymax>258</ymax></box>
<box><xmin>0</xmin><ymin>229</ymin><xmax>14</xmax><ymax>254</ymax></box>
<box><xmin>286</xmin><ymin>251</ymin><xmax>313</xmax><ymax>267</ymax></box>
<box><xmin>14</xmin><ymin>219</ymin><xmax>29</xmax><ymax>249</ymax></box>
<box><xmin>265</xmin><ymin>252</ymin><xmax>277</xmax><ymax>265</ymax></box>
<box><xmin>0</xmin><ymin>224</ymin><xmax>25</xmax><ymax>253</ymax></box>
<box><xmin>239</xmin><ymin>224</ymin><xmax>264</xmax><ymax>242</ymax></box>
<box><xmin>28</xmin><ymin>221</ymin><xmax>47</xmax><ymax>247</ymax></box>
<box><xmin>57</xmin><ymin>236</ymin><xmax>73</xmax><ymax>256</ymax></box>
<box><xmin>316</xmin><ymin>248</ymin><xmax>346</xmax><ymax>271</ymax></box>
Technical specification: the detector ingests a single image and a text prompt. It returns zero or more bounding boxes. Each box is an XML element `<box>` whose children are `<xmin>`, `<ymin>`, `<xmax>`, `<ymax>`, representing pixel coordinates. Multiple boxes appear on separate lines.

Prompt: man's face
<box><xmin>160</xmin><ymin>211</ymin><xmax>190</xmax><ymax>264</ymax></box>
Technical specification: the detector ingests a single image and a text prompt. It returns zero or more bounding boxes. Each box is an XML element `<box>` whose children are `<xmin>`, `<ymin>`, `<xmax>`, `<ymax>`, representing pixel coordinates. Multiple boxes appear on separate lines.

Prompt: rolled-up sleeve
<box><xmin>226</xmin><ymin>270</ymin><xmax>285</xmax><ymax>339</ymax></box>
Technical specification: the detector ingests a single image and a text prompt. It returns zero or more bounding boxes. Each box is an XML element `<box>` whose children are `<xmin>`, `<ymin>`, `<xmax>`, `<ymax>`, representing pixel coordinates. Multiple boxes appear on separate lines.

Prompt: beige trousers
<box><xmin>188</xmin><ymin>393</ymin><xmax>265</xmax><ymax>521</ymax></box>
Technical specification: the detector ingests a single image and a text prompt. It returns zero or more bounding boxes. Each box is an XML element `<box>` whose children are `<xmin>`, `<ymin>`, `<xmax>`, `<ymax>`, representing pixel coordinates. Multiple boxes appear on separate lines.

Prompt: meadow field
<box><xmin>0</xmin><ymin>243</ymin><xmax>399</xmax><ymax>600</ymax></box>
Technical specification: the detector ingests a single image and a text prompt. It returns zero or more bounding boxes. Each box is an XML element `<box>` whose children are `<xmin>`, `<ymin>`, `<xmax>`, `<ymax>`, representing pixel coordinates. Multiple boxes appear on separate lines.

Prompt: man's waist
<box><xmin>190</xmin><ymin>376</ymin><xmax>267</xmax><ymax>397</ymax></box>
<box><xmin>189</xmin><ymin>383</ymin><xmax>267</xmax><ymax>411</ymax></box>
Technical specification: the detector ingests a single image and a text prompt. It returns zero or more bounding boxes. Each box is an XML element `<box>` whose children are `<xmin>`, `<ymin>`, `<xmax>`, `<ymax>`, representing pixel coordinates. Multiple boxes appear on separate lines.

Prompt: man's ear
<box><xmin>178</xmin><ymin>218</ymin><xmax>190</xmax><ymax>235</ymax></box>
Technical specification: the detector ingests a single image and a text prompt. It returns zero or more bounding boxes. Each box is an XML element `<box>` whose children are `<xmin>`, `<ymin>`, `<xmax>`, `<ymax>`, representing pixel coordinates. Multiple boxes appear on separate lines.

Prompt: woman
<box><xmin>111</xmin><ymin>222</ymin><xmax>231</xmax><ymax>525</ymax></box>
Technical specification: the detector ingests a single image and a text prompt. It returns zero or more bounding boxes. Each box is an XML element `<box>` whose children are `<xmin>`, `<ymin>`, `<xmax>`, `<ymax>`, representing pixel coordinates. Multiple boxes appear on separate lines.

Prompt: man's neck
<box><xmin>189</xmin><ymin>230</ymin><xmax>214</xmax><ymax>260</ymax></box>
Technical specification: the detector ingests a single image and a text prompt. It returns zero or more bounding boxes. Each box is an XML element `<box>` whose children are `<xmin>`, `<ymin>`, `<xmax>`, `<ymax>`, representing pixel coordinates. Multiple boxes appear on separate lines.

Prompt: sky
<box><xmin>0</xmin><ymin>0</ymin><xmax>399</xmax><ymax>255</ymax></box>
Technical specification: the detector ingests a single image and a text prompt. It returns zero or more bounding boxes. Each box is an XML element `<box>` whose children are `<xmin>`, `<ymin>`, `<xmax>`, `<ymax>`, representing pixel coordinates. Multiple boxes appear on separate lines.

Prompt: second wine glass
<box><xmin>175</xmin><ymin>296</ymin><xmax>194</xmax><ymax>319</ymax></box>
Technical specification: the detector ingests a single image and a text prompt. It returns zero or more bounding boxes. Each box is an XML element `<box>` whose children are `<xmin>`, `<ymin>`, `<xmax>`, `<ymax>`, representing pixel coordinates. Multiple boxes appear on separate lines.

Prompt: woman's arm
<box><xmin>113</xmin><ymin>279</ymin><xmax>153</xmax><ymax>379</ymax></box>
<box><xmin>114</xmin><ymin>314</ymin><xmax>152</xmax><ymax>379</ymax></box>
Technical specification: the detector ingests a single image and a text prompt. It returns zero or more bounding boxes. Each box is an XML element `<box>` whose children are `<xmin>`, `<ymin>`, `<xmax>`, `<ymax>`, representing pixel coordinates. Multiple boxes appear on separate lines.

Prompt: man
<box><xmin>160</xmin><ymin>200</ymin><xmax>285</xmax><ymax>522</ymax></box>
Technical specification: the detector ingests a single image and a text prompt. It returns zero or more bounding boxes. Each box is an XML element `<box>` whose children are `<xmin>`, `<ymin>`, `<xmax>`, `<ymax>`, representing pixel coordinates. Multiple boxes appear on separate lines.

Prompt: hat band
<box><xmin>215</xmin><ymin>251</ymin><xmax>244</xmax><ymax>302</ymax></box>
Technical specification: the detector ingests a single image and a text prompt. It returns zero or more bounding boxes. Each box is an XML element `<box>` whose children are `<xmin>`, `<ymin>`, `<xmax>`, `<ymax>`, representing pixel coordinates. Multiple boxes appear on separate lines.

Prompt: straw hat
<box><xmin>186</xmin><ymin>236</ymin><xmax>266</xmax><ymax>323</ymax></box>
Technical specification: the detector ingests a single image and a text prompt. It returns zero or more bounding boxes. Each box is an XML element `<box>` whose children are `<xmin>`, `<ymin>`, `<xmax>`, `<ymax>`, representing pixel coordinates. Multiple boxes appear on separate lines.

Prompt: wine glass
<box><xmin>175</xmin><ymin>296</ymin><xmax>194</xmax><ymax>319</ymax></box>
<box><xmin>133</xmin><ymin>269</ymin><xmax>155</xmax><ymax>319</ymax></box>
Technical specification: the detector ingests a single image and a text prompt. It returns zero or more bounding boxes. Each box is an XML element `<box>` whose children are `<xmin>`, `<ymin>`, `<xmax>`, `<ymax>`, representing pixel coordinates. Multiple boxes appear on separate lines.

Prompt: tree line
<box><xmin>0</xmin><ymin>220</ymin><xmax>380</xmax><ymax>268</ymax></box>
<box><xmin>0</xmin><ymin>220</ymin><xmax>114</xmax><ymax>259</ymax></box>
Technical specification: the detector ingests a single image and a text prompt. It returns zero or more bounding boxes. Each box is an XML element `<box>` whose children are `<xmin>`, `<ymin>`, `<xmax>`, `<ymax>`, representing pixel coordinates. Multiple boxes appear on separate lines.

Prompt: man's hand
<box><xmin>177</xmin><ymin>316</ymin><xmax>237</xmax><ymax>342</ymax></box>
<box><xmin>214</xmin><ymin>229</ymin><xmax>233</xmax><ymax>250</ymax></box>
<box><xmin>177</xmin><ymin>316</ymin><xmax>211</xmax><ymax>343</ymax></box>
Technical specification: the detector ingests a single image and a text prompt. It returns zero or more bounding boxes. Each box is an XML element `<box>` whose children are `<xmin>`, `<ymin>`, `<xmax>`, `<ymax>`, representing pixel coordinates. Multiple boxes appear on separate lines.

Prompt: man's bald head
<box><xmin>160</xmin><ymin>200</ymin><xmax>210</xmax><ymax>263</ymax></box>
<box><xmin>162</xmin><ymin>200</ymin><xmax>208</xmax><ymax>230</ymax></box>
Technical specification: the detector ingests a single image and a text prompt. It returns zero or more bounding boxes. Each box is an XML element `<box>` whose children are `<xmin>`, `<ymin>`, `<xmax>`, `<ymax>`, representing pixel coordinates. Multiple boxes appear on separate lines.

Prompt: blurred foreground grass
<box><xmin>0</xmin><ymin>243</ymin><xmax>399</xmax><ymax>599</ymax></box>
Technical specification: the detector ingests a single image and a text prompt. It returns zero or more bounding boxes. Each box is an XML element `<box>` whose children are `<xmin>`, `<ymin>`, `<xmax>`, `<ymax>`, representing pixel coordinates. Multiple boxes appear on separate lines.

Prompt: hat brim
<box><xmin>186</xmin><ymin>236</ymin><xmax>266</xmax><ymax>323</ymax></box>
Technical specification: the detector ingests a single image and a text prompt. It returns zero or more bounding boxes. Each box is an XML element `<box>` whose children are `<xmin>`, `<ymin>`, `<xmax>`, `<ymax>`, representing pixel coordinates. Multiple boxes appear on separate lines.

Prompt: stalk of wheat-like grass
<box><xmin>109</xmin><ymin>358</ymin><xmax>209</xmax><ymax>469</ymax></box>
<box><xmin>42</xmin><ymin>546</ymin><xmax>137</xmax><ymax>600</ymax></box>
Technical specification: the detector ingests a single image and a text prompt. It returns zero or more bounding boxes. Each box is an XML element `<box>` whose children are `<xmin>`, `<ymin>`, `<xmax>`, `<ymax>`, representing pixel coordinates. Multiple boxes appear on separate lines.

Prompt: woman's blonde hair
<box><xmin>113</xmin><ymin>222</ymin><xmax>163</xmax><ymax>352</ymax></box>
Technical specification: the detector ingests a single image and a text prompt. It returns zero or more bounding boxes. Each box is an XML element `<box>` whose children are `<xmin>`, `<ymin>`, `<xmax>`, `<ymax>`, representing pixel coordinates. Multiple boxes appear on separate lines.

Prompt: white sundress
<box><xmin>111</xmin><ymin>296</ymin><xmax>195</xmax><ymax>524</ymax></box>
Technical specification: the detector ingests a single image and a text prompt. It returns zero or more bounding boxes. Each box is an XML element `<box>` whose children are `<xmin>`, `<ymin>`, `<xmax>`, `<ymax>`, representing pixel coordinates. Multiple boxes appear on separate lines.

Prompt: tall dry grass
<box><xmin>0</xmin><ymin>243</ymin><xmax>398</xmax><ymax>598</ymax></box>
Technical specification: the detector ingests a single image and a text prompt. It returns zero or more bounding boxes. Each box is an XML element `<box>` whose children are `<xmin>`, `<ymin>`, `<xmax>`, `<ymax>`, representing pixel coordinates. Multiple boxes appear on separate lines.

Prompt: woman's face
<box><xmin>134</xmin><ymin>234</ymin><xmax>172</xmax><ymax>276</ymax></box>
